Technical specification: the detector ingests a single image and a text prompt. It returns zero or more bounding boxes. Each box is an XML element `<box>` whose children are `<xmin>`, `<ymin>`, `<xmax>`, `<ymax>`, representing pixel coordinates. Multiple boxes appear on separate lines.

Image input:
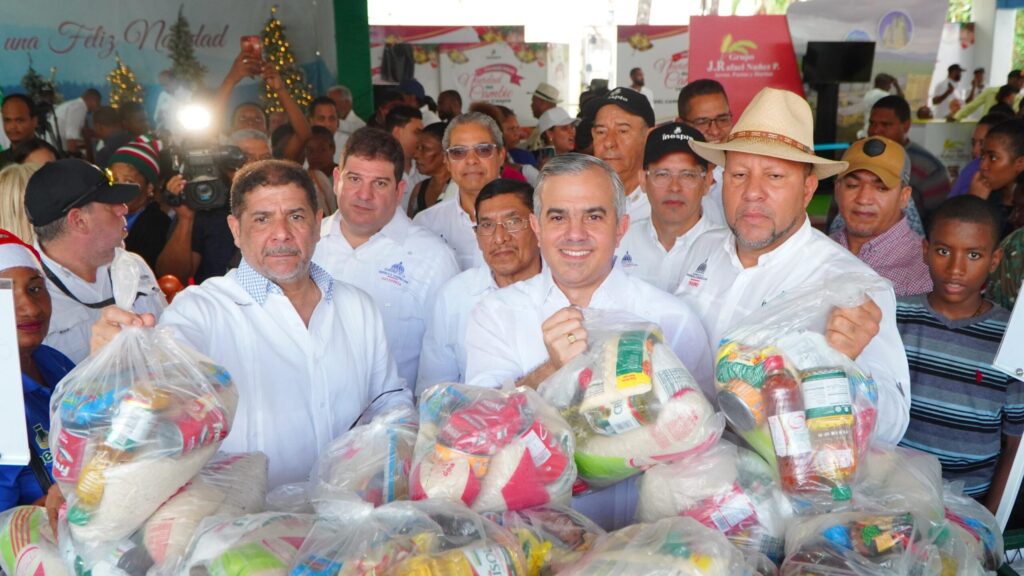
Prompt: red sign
<box><xmin>688</xmin><ymin>16</ymin><xmax>804</xmax><ymax>118</ymax></box>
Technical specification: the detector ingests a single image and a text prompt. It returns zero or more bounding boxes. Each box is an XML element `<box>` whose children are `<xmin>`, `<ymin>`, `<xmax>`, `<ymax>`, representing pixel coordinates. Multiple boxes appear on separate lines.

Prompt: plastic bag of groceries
<box><xmin>942</xmin><ymin>484</ymin><xmax>1003</xmax><ymax>571</ymax></box>
<box><xmin>47</xmin><ymin>319</ymin><xmax>237</xmax><ymax>544</ymax></box>
<box><xmin>781</xmin><ymin>509</ymin><xmax>986</xmax><ymax>575</ymax></box>
<box><xmin>636</xmin><ymin>441</ymin><xmax>793</xmax><ymax>563</ymax></box>
<box><xmin>851</xmin><ymin>445</ymin><xmax>944</xmax><ymax>521</ymax></box>
<box><xmin>410</xmin><ymin>383</ymin><xmax>575</xmax><ymax>513</ymax></box>
<box><xmin>538</xmin><ymin>314</ymin><xmax>723</xmax><ymax>492</ymax></box>
<box><xmin>290</xmin><ymin>499</ymin><xmax>529</xmax><ymax>576</ymax></box>
<box><xmin>559</xmin><ymin>516</ymin><xmax>752</xmax><ymax>575</ymax></box>
<box><xmin>310</xmin><ymin>407</ymin><xmax>417</xmax><ymax>508</ymax></box>
<box><xmin>714</xmin><ymin>273</ymin><xmax>887</xmax><ymax>512</ymax></box>
<box><xmin>0</xmin><ymin>506</ymin><xmax>68</xmax><ymax>576</ymax></box>
<box><xmin>484</xmin><ymin>504</ymin><xmax>606</xmax><ymax>575</ymax></box>
<box><xmin>57</xmin><ymin>452</ymin><xmax>269</xmax><ymax>576</ymax></box>
<box><xmin>178</xmin><ymin>513</ymin><xmax>314</xmax><ymax>576</ymax></box>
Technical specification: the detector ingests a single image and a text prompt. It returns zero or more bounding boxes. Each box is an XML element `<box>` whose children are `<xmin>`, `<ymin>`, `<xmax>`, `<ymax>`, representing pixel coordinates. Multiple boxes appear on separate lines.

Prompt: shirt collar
<box><xmin>327</xmin><ymin>208</ymin><xmax>413</xmax><ymax>245</ymax></box>
<box><xmin>723</xmin><ymin>217</ymin><xmax>814</xmax><ymax>269</ymax></box>
<box><xmin>648</xmin><ymin>215</ymin><xmax>711</xmax><ymax>248</ymax></box>
<box><xmin>833</xmin><ymin>216</ymin><xmax>917</xmax><ymax>256</ymax></box>
<box><xmin>235</xmin><ymin>258</ymin><xmax>334</xmax><ymax>305</ymax></box>
<box><xmin>535</xmin><ymin>264</ymin><xmax>625</xmax><ymax>308</ymax></box>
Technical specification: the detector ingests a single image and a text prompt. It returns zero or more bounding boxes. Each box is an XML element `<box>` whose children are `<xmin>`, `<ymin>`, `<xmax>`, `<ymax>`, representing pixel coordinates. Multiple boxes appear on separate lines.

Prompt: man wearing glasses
<box><xmin>23</xmin><ymin>159</ymin><xmax>167</xmax><ymax>363</ymax></box>
<box><xmin>313</xmin><ymin>127</ymin><xmax>459</xmax><ymax>388</ymax></box>
<box><xmin>416</xmin><ymin>178</ymin><xmax>542</xmax><ymax>394</ymax></box>
<box><xmin>614</xmin><ymin>123</ymin><xmax>721</xmax><ymax>292</ymax></box>
<box><xmin>414</xmin><ymin>112</ymin><xmax>506</xmax><ymax>270</ymax></box>
<box><xmin>677</xmin><ymin>79</ymin><xmax>735</xmax><ymax>226</ymax></box>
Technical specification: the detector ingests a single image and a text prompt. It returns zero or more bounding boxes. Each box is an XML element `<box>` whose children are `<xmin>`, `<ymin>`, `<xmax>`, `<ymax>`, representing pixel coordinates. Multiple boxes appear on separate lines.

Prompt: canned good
<box><xmin>718</xmin><ymin>380</ymin><xmax>765</xmax><ymax>432</ymax></box>
<box><xmin>160</xmin><ymin>396</ymin><xmax>228</xmax><ymax>455</ymax></box>
<box><xmin>52</xmin><ymin>427</ymin><xmax>90</xmax><ymax>483</ymax></box>
<box><xmin>105</xmin><ymin>394</ymin><xmax>161</xmax><ymax>452</ymax></box>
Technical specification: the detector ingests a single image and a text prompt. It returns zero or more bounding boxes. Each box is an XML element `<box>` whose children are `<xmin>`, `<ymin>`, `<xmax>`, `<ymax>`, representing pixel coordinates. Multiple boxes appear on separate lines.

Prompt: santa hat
<box><xmin>0</xmin><ymin>229</ymin><xmax>42</xmax><ymax>274</ymax></box>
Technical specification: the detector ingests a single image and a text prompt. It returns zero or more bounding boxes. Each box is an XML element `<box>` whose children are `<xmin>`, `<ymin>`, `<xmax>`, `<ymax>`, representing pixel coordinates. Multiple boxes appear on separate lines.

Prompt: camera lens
<box><xmin>194</xmin><ymin>183</ymin><xmax>214</xmax><ymax>204</ymax></box>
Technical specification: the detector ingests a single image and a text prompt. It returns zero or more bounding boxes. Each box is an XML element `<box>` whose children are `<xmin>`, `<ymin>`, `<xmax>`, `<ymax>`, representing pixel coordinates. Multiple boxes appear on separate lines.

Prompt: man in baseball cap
<box><xmin>675</xmin><ymin>87</ymin><xmax>911</xmax><ymax>446</ymax></box>
<box><xmin>24</xmin><ymin>158</ymin><xmax>166</xmax><ymax>363</ymax></box>
<box><xmin>831</xmin><ymin>136</ymin><xmax>932</xmax><ymax>297</ymax></box>
<box><xmin>613</xmin><ymin>122</ymin><xmax>721</xmax><ymax>298</ymax></box>
<box><xmin>591</xmin><ymin>87</ymin><xmax>656</xmax><ymax>221</ymax></box>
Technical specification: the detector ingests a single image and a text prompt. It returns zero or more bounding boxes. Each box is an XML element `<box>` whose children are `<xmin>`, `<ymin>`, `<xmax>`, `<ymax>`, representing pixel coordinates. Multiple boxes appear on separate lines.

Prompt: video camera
<box><xmin>166</xmin><ymin>145</ymin><xmax>246</xmax><ymax>211</ymax></box>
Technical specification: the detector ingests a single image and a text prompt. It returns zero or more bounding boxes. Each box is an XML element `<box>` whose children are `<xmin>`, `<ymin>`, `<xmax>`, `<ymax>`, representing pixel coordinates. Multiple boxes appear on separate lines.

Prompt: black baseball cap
<box><xmin>643</xmin><ymin>122</ymin><xmax>708</xmax><ymax>169</ymax></box>
<box><xmin>591</xmin><ymin>87</ymin><xmax>655</xmax><ymax>127</ymax></box>
<box><xmin>25</xmin><ymin>159</ymin><xmax>139</xmax><ymax>226</ymax></box>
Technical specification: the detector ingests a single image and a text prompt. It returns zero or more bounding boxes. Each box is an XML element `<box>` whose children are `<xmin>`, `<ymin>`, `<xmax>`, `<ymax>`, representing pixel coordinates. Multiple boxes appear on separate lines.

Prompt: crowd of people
<box><xmin>1</xmin><ymin>48</ymin><xmax>1023</xmax><ymax>538</ymax></box>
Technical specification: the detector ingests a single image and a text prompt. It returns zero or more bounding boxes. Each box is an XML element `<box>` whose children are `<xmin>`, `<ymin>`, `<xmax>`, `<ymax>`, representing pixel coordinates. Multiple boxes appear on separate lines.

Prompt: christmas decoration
<box><xmin>107</xmin><ymin>55</ymin><xmax>144</xmax><ymax>109</ymax></box>
<box><xmin>260</xmin><ymin>5</ymin><xmax>313</xmax><ymax>113</ymax></box>
<box><xmin>21</xmin><ymin>55</ymin><xmax>60</xmax><ymax>103</ymax></box>
<box><xmin>168</xmin><ymin>5</ymin><xmax>207</xmax><ymax>88</ymax></box>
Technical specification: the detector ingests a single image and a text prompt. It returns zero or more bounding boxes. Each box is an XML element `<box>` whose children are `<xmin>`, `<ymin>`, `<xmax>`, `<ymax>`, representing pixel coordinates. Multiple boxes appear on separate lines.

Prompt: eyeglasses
<box><xmin>446</xmin><ymin>143</ymin><xmax>499</xmax><ymax>160</ymax></box>
<box><xmin>646</xmin><ymin>169</ymin><xmax>705</xmax><ymax>189</ymax></box>
<box><xmin>686</xmin><ymin>113</ymin><xmax>733</xmax><ymax>130</ymax></box>
<box><xmin>474</xmin><ymin>216</ymin><xmax>529</xmax><ymax>236</ymax></box>
<box><xmin>61</xmin><ymin>168</ymin><xmax>115</xmax><ymax>215</ymax></box>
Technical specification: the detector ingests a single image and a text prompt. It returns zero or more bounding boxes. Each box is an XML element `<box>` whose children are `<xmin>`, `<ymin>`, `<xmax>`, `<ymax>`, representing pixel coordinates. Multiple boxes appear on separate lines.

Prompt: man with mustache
<box><xmin>831</xmin><ymin>137</ymin><xmax>932</xmax><ymax>296</ymax></box>
<box><xmin>313</xmin><ymin>127</ymin><xmax>459</xmax><ymax>387</ymax></box>
<box><xmin>674</xmin><ymin>87</ymin><xmax>911</xmax><ymax>445</ymax></box>
<box><xmin>614</xmin><ymin>122</ymin><xmax>722</xmax><ymax>291</ymax></box>
<box><xmin>91</xmin><ymin>160</ymin><xmax>411</xmax><ymax>488</ymax></box>
<box><xmin>590</xmin><ymin>87</ymin><xmax>655</xmax><ymax>222</ymax></box>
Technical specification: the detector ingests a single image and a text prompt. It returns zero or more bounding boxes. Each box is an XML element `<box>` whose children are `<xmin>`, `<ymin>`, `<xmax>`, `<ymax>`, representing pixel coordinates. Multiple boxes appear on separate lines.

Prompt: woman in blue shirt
<box><xmin>0</xmin><ymin>230</ymin><xmax>75</xmax><ymax>512</ymax></box>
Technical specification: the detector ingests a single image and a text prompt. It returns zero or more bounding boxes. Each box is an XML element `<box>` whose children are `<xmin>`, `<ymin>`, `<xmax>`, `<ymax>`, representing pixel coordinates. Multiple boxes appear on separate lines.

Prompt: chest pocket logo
<box><xmin>379</xmin><ymin>261</ymin><xmax>410</xmax><ymax>287</ymax></box>
<box><xmin>685</xmin><ymin>258</ymin><xmax>709</xmax><ymax>288</ymax></box>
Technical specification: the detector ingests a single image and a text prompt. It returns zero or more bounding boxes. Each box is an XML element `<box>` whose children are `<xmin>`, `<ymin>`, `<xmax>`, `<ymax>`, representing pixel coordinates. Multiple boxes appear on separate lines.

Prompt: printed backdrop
<box><xmin>616</xmin><ymin>26</ymin><xmax>690</xmax><ymax>123</ymax></box>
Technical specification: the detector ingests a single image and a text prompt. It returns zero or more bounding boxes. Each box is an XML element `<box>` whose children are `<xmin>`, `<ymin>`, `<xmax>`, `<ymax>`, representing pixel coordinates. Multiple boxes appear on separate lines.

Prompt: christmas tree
<box><xmin>107</xmin><ymin>55</ymin><xmax>144</xmax><ymax>109</ymax></box>
<box><xmin>21</xmin><ymin>55</ymin><xmax>59</xmax><ymax>103</ymax></box>
<box><xmin>261</xmin><ymin>5</ymin><xmax>313</xmax><ymax>113</ymax></box>
<box><xmin>168</xmin><ymin>5</ymin><xmax>207</xmax><ymax>88</ymax></box>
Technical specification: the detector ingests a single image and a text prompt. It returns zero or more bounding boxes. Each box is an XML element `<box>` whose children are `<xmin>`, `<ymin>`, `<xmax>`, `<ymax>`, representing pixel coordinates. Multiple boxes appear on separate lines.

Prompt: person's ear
<box><xmin>227</xmin><ymin>214</ymin><xmax>242</xmax><ymax>249</ymax></box>
<box><xmin>615</xmin><ymin>213</ymin><xmax>630</xmax><ymax>247</ymax></box>
<box><xmin>898</xmin><ymin>185</ymin><xmax>913</xmax><ymax>209</ymax></box>
<box><xmin>921</xmin><ymin>238</ymin><xmax>929</xmax><ymax>264</ymax></box>
<box><xmin>802</xmin><ymin>172</ymin><xmax>819</xmax><ymax>209</ymax></box>
<box><xmin>990</xmin><ymin>246</ymin><xmax>1004</xmax><ymax>273</ymax></box>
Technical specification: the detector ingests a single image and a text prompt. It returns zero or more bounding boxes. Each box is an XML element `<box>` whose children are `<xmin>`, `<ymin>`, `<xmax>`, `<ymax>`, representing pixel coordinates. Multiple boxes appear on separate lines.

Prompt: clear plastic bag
<box><xmin>781</xmin><ymin>509</ymin><xmax>986</xmax><ymax>575</ymax></box>
<box><xmin>47</xmin><ymin>320</ymin><xmax>237</xmax><ymax>544</ymax></box>
<box><xmin>559</xmin><ymin>516</ymin><xmax>751</xmax><ymax>575</ymax></box>
<box><xmin>851</xmin><ymin>445</ymin><xmax>944</xmax><ymax>522</ymax></box>
<box><xmin>484</xmin><ymin>504</ymin><xmax>606</xmax><ymax>575</ymax></box>
<box><xmin>636</xmin><ymin>441</ymin><xmax>792</xmax><ymax>563</ymax></box>
<box><xmin>714</xmin><ymin>274</ymin><xmax>885</xmax><ymax>512</ymax></box>
<box><xmin>942</xmin><ymin>484</ymin><xmax>1003</xmax><ymax>571</ymax></box>
<box><xmin>538</xmin><ymin>316</ymin><xmax>723</xmax><ymax>492</ymax></box>
<box><xmin>311</xmin><ymin>407</ymin><xmax>418</xmax><ymax>508</ymax></box>
<box><xmin>0</xmin><ymin>506</ymin><xmax>68</xmax><ymax>576</ymax></box>
<box><xmin>289</xmin><ymin>499</ymin><xmax>528</xmax><ymax>576</ymax></box>
<box><xmin>410</xmin><ymin>384</ymin><xmax>575</xmax><ymax>513</ymax></box>
<box><xmin>178</xmin><ymin>512</ymin><xmax>315</xmax><ymax>576</ymax></box>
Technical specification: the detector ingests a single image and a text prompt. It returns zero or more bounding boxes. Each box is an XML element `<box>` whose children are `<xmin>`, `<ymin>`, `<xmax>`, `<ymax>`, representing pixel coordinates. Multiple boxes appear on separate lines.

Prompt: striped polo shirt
<box><xmin>896</xmin><ymin>294</ymin><xmax>1024</xmax><ymax>496</ymax></box>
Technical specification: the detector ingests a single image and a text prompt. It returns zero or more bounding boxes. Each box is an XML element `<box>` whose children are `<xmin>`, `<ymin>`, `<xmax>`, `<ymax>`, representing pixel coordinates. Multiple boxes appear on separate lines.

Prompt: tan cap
<box><xmin>838</xmin><ymin>136</ymin><xmax>910</xmax><ymax>189</ymax></box>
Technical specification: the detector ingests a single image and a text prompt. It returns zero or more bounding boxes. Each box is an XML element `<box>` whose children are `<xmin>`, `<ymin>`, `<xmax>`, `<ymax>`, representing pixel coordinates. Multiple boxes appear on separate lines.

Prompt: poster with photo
<box><xmin>616</xmin><ymin>26</ymin><xmax>690</xmax><ymax>123</ymax></box>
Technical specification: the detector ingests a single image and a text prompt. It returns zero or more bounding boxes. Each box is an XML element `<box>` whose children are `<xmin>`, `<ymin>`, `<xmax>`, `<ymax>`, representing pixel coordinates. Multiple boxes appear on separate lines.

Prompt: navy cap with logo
<box><xmin>593</xmin><ymin>87</ymin><xmax>655</xmax><ymax>128</ymax></box>
<box><xmin>643</xmin><ymin>122</ymin><xmax>708</xmax><ymax>169</ymax></box>
<box><xmin>24</xmin><ymin>159</ymin><xmax>140</xmax><ymax>227</ymax></box>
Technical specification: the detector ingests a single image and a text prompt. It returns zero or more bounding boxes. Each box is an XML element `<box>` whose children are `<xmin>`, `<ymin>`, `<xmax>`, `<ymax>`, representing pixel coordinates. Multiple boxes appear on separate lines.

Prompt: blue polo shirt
<box><xmin>0</xmin><ymin>345</ymin><xmax>74</xmax><ymax>511</ymax></box>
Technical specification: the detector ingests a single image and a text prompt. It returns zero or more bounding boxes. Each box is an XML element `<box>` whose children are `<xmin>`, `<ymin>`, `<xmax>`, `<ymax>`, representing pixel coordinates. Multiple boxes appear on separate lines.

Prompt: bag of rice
<box><xmin>0</xmin><ymin>506</ymin><xmax>68</xmax><ymax>576</ymax></box>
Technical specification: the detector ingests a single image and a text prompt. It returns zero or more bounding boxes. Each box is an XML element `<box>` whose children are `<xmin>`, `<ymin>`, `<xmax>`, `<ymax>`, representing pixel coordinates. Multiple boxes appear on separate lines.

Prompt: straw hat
<box><xmin>689</xmin><ymin>87</ymin><xmax>848</xmax><ymax>179</ymax></box>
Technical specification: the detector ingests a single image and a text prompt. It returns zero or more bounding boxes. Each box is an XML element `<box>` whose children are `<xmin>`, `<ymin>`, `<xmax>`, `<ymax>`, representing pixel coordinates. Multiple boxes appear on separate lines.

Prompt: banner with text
<box><xmin>0</xmin><ymin>0</ymin><xmax>336</xmax><ymax>116</ymax></box>
<box><xmin>687</xmin><ymin>16</ymin><xmax>804</xmax><ymax>119</ymax></box>
<box><xmin>616</xmin><ymin>26</ymin><xmax>689</xmax><ymax>123</ymax></box>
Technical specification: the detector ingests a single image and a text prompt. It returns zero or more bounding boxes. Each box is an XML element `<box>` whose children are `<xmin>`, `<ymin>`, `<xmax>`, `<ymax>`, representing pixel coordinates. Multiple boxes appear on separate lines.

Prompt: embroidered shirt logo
<box><xmin>685</xmin><ymin>258</ymin><xmax>709</xmax><ymax>287</ymax></box>
<box><xmin>380</xmin><ymin>261</ymin><xmax>409</xmax><ymax>286</ymax></box>
<box><xmin>621</xmin><ymin>251</ymin><xmax>638</xmax><ymax>268</ymax></box>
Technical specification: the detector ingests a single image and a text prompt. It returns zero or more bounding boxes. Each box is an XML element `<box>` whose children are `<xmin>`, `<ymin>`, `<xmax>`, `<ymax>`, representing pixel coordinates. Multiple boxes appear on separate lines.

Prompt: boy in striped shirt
<box><xmin>897</xmin><ymin>195</ymin><xmax>1024</xmax><ymax>511</ymax></box>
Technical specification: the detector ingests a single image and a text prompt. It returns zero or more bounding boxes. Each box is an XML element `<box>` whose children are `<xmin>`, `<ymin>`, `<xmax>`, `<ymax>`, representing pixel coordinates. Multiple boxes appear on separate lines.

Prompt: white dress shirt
<box><xmin>931</xmin><ymin>78</ymin><xmax>964</xmax><ymax>119</ymax></box>
<box><xmin>413</xmin><ymin>194</ymin><xmax>485</xmax><ymax>271</ymax></box>
<box><xmin>464</xmin><ymin>266</ymin><xmax>714</xmax><ymax>530</ymax></box>
<box><xmin>159</xmin><ymin>260</ymin><xmax>411</xmax><ymax>488</ymax></box>
<box><xmin>55</xmin><ymin>97</ymin><xmax>88</xmax><ymax>142</ymax></box>
<box><xmin>40</xmin><ymin>247</ymin><xmax>167</xmax><ymax>363</ymax></box>
<box><xmin>416</xmin><ymin>265</ymin><xmax>498</xmax><ymax>395</ymax></box>
<box><xmin>338</xmin><ymin>112</ymin><xmax>366</xmax><ymax>135</ymax></box>
<box><xmin>614</xmin><ymin>216</ymin><xmax>720</xmax><ymax>292</ymax></box>
<box><xmin>313</xmin><ymin>211</ymin><xmax>459</xmax><ymax>387</ymax></box>
<box><xmin>673</xmin><ymin>218</ymin><xmax>911</xmax><ymax>444</ymax></box>
<box><xmin>701</xmin><ymin>165</ymin><xmax>726</xmax><ymax>227</ymax></box>
<box><xmin>625</xmin><ymin>186</ymin><xmax>651</xmax><ymax>222</ymax></box>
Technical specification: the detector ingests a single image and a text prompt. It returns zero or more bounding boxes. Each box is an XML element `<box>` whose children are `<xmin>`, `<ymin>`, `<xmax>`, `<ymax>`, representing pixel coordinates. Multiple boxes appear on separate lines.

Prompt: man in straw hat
<box><xmin>674</xmin><ymin>87</ymin><xmax>911</xmax><ymax>444</ymax></box>
<box><xmin>525</xmin><ymin>81</ymin><xmax>560</xmax><ymax>151</ymax></box>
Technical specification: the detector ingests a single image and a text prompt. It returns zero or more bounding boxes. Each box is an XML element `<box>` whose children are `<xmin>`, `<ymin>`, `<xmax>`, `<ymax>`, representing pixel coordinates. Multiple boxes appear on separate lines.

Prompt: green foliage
<box><xmin>948</xmin><ymin>0</ymin><xmax>973</xmax><ymax>24</ymax></box>
<box><xmin>169</xmin><ymin>5</ymin><xmax>207</xmax><ymax>88</ymax></box>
